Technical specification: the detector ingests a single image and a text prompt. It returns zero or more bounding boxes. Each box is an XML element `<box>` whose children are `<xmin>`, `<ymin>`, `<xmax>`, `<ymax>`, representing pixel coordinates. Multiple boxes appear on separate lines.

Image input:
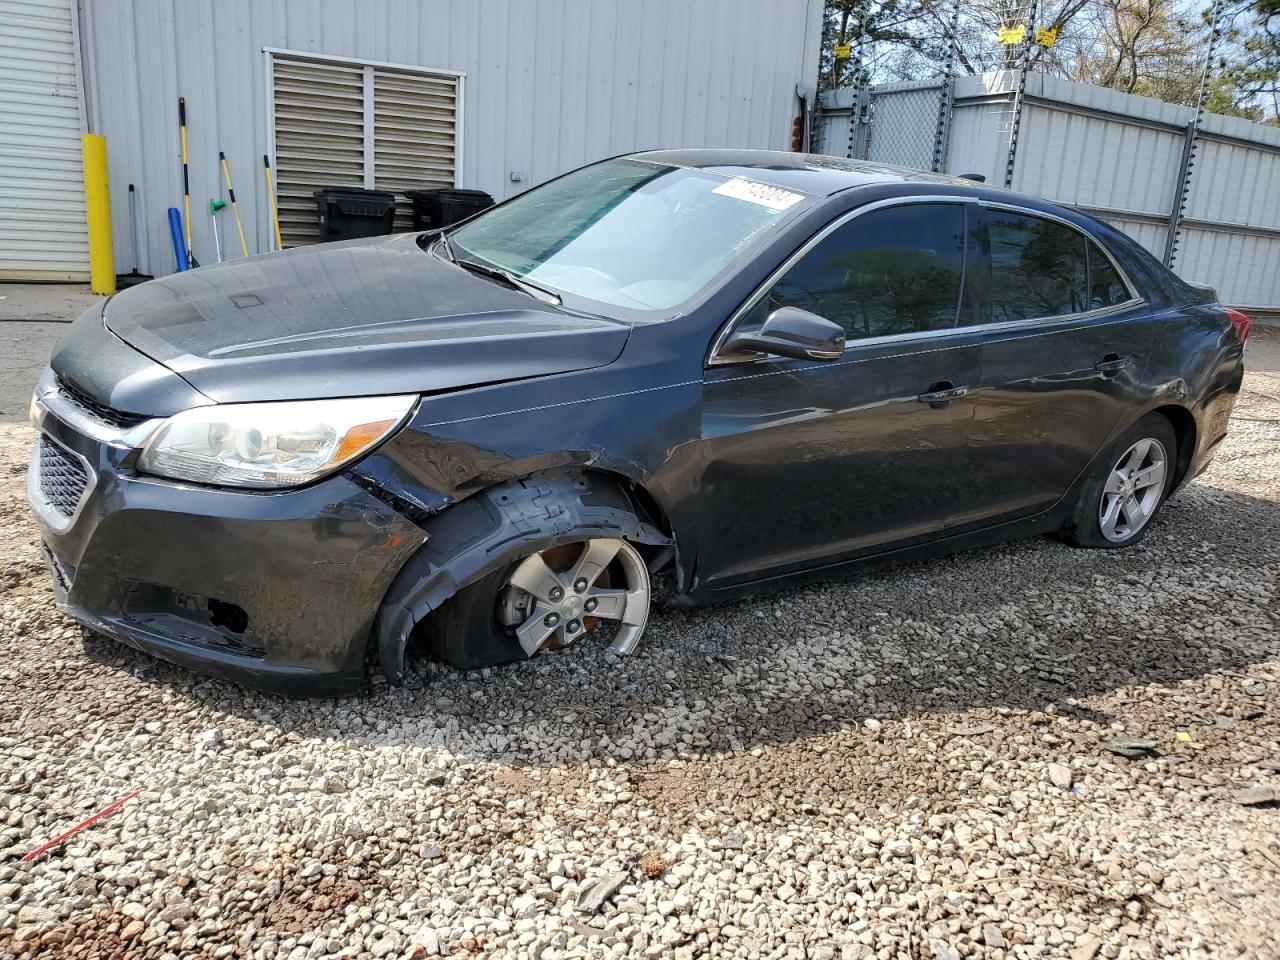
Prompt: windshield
<box><xmin>449</xmin><ymin>158</ymin><xmax>814</xmax><ymax>312</ymax></box>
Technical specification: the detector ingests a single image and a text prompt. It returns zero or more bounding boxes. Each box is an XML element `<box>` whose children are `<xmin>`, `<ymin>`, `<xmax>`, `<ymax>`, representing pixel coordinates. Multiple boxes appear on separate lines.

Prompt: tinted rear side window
<box><xmin>768</xmin><ymin>204</ymin><xmax>967</xmax><ymax>341</ymax></box>
<box><xmin>1088</xmin><ymin>242</ymin><xmax>1132</xmax><ymax>308</ymax></box>
<box><xmin>986</xmin><ymin>212</ymin><xmax>1088</xmax><ymax>321</ymax></box>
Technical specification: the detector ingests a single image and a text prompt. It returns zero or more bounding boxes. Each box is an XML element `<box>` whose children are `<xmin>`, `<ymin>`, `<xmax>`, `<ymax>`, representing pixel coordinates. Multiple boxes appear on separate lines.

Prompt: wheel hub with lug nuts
<box><xmin>498</xmin><ymin>538</ymin><xmax>651</xmax><ymax>657</ymax></box>
<box><xmin>1098</xmin><ymin>437</ymin><xmax>1167</xmax><ymax>543</ymax></box>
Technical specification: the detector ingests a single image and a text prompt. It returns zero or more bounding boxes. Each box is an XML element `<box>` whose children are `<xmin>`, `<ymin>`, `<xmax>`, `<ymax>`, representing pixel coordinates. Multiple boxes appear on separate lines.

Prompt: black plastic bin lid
<box><xmin>314</xmin><ymin>186</ymin><xmax>396</xmax><ymax>203</ymax></box>
<box><xmin>404</xmin><ymin>188</ymin><xmax>494</xmax><ymax>203</ymax></box>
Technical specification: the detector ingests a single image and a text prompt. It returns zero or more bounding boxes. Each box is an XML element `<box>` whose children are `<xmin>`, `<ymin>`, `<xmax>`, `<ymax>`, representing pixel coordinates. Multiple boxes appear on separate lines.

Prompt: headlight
<box><xmin>136</xmin><ymin>395</ymin><xmax>416</xmax><ymax>488</ymax></box>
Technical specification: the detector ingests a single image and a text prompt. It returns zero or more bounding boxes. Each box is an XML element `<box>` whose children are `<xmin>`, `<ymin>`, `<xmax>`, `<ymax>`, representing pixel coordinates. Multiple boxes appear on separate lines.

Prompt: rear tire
<box><xmin>1057</xmin><ymin>413</ymin><xmax>1177</xmax><ymax>549</ymax></box>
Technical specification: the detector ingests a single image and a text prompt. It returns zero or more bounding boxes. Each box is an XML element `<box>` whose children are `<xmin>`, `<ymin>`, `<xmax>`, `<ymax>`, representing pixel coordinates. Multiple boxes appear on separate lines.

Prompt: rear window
<box><xmin>1088</xmin><ymin>243</ymin><xmax>1132</xmax><ymax>308</ymax></box>
<box><xmin>986</xmin><ymin>211</ymin><xmax>1089</xmax><ymax>322</ymax></box>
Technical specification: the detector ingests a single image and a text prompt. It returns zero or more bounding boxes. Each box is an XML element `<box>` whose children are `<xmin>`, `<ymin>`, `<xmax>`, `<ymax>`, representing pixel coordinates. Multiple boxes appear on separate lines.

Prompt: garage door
<box><xmin>0</xmin><ymin>0</ymin><xmax>89</xmax><ymax>281</ymax></box>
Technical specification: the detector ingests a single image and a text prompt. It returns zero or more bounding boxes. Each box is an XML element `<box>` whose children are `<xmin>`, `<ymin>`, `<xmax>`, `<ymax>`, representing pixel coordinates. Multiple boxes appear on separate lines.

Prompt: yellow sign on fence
<box><xmin>997</xmin><ymin>24</ymin><xmax>1026</xmax><ymax>45</ymax></box>
<box><xmin>833</xmin><ymin>43</ymin><xmax>852</xmax><ymax>59</ymax></box>
<box><xmin>1035</xmin><ymin>25</ymin><xmax>1058</xmax><ymax>47</ymax></box>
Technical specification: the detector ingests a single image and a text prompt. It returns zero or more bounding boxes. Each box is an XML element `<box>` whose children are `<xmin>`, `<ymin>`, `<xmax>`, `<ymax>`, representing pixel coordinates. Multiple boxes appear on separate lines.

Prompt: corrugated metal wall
<box><xmin>816</xmin><ymin>71</ymin><xmax>1280</xmax><ymax>311</ymax></box>
<box><xmin>81</xmin><ymin>0</ymin><xmax>824</xmax><ymax>278</ymax></box>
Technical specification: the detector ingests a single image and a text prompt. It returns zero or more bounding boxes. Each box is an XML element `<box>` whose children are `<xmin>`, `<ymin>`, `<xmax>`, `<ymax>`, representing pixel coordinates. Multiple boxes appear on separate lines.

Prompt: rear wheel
<box><xmin>1058</xmin><ymin>413</ymin><xmax>1177</xmax><ymax>548</ymax></box>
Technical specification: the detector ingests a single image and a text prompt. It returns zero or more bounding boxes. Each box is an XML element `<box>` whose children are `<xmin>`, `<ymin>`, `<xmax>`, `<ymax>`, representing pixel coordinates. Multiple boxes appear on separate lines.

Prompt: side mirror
<box><xmin>721</xmin><ymin>306</ymin><xmax>845</xmax><ymax>362</ymax></box>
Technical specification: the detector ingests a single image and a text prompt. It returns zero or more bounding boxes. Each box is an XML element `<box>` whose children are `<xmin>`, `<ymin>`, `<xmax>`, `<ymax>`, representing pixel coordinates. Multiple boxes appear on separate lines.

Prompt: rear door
<box><xmin>951</xmin><ymin>205</ymin><xmax>1156</xmax><ymax>532</ymax></box>
<box><xmin>697</xmin><ymin>200</ymin><xmax>986</xmax><ymax>586</ymax></box>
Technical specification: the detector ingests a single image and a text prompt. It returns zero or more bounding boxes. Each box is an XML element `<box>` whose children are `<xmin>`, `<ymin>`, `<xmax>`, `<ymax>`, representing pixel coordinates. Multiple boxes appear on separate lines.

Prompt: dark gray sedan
<box><xmin>28</xmin><ymin>151</ymin><xmax>1247</xmax><ymax>695</ymax></box>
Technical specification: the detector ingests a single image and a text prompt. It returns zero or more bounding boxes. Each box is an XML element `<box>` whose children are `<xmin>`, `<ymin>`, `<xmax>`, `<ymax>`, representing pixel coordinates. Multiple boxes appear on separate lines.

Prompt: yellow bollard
<box><xmin>81</xmin><ymin>134</ymin><xmax>115</xmax><ymax>294</ymax></box>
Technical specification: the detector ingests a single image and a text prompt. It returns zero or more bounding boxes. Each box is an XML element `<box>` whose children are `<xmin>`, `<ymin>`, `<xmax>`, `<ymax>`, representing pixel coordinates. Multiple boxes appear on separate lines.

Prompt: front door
<box><xmin>951</xmin><ymin>206</ymin><xmax>1156</xmax><ymax>531</ymax></box>
<box><xmin>697</xmin><ymin>200</ymin><xmax>985</xmax><ymax>588</ymax></box>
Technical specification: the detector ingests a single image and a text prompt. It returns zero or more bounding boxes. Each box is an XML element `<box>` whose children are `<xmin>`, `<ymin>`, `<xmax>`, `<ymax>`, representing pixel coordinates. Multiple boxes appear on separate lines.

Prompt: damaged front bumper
<box><xmin>28</xmin><ymin>383</ymin><xmax>426</xmax><ymax>697</ymax></box>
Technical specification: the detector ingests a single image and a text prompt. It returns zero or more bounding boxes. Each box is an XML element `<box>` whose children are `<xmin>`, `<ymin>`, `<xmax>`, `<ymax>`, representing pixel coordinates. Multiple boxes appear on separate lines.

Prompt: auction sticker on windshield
<box><xmin>712</xmin><ymin>178</ymin><xmax>806</xmax><ymax>211</ymax></box>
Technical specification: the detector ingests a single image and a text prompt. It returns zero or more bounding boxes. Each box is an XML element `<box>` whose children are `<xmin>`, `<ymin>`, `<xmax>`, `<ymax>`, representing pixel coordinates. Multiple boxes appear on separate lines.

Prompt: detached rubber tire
<box><xmin>424</xmin><ymin>565</ymin><xmax>521</xmax><ymax>669</ymax></box>
<box><xmin>1058</xmin><ymin>412</ymin><xmax>1177</xmax><ymax>549</ymax></box>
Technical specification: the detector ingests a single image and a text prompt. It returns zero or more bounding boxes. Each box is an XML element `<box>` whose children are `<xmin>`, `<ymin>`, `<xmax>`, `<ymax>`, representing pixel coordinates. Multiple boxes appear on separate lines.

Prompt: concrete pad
<box><xmin>0</xmin><ymin>283</ymin><xmax>102</xmax><ymax>323</ymax></box>
<box><xmin>0</xmin><ymin>322</ymin><xmax>67</xmax><ymax>422</ymax></box>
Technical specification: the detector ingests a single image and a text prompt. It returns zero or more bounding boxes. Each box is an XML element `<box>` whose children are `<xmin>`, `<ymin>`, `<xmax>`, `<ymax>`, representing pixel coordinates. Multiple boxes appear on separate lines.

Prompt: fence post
<box><xmin>931</xmin><ymin>0</ymin><xmax>963</xmax><ymax>173</ymax></box>
<box><xmin>1002</xmin><ymin>0</ymin><xmax>1039</xmax><ymax>189</ymax></box>
<box><xmin>1162</xmin><ymin>123</ymin><xmax>1197</xmax><ymax>266</ymax></box>
<box><xmin>1164</xmin><ymin>0</ymin><xmax>1223</xmax><ymax>269</ymax></box>
<box><xmin>845</xmin><ymin>1</ymin><xmax>871</xmax><ymax>160</ymax></box>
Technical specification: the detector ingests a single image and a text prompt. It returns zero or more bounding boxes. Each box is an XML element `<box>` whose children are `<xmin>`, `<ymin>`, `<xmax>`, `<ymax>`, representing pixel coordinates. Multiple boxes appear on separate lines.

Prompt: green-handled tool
<box><xmin>208</xmin><ymin>198</ymin><xmax>227</xmax><ymax>263</ymax></box>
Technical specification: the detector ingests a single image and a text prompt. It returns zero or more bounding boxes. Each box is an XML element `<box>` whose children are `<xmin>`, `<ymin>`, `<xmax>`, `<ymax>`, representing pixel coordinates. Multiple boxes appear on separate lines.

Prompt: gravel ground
<box><xmin>1</xmin><ymin>331</ymin><xmax>1278</xmax><ymax>960</ymax></box>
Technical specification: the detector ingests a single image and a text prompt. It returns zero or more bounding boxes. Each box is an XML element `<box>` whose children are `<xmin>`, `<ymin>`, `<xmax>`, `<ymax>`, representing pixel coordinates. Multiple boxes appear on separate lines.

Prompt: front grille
<box><xmin>56</xmin><ymin>377</ymin><xmax>147</xmax><ymax>429</ymax></box>
<box><xmin>37</xmin><ymin>436</ymin><xmax>89</xmax><ymax>518</ymax></box>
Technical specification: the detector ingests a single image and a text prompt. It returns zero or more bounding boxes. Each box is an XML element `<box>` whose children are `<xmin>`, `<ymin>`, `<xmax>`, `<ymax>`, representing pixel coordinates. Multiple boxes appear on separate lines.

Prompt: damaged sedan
<box><xmin>28</xmin><ymin>150</ymin><xmax>1247</xmax><ymax>695</ymax></box>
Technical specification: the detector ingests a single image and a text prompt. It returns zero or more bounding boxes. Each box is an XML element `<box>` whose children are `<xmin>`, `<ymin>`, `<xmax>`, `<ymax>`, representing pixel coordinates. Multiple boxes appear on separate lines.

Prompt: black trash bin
<box><xmin>313</xmin><ymin>187</ymin><xmax>397</xmax><ymax>240</ymax></box>
<box><xmin>404</xmin><ymin>188</ymin><xmax>495</xmax><ymax>230</ymax></box>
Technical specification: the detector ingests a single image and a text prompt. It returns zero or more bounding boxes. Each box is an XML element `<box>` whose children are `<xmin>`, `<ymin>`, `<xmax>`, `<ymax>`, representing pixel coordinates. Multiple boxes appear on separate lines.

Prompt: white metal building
<box><xmin>0</xmin><ymin>0</ymin><xmax>824</xmax><ymax>281</ymax></box>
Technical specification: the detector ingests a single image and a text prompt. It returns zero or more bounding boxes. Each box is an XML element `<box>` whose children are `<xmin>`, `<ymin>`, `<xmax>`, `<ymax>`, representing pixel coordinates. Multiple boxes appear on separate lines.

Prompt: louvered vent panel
<box><xmin>373</xmin><ymin>70</ymin><xmax>458</xmax><ymax>232</ymax></box>
<box><xmin>272</xmin><ymin>57</ymin><xmax>366</xmax><ymax>247</ymax></box>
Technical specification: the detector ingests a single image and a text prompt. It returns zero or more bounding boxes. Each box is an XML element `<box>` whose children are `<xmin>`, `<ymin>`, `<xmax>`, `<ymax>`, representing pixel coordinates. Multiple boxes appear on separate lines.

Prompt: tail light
<box><xmin>1225</xmin><ymin>308</ymin><xmax>1251</xmax><ymax>345</ymax></box>
<box><xmin>790</xmin><ymin>116</ymin><xmax>804</xmax><ymax>152</ymax></box>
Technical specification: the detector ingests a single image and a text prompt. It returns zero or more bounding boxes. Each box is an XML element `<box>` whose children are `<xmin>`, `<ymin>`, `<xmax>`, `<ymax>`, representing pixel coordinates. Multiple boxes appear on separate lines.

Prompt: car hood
<box><xmin>102</xmin><ymin>233</ymin><xmax>631</xmax><ymax>404</ymax></box>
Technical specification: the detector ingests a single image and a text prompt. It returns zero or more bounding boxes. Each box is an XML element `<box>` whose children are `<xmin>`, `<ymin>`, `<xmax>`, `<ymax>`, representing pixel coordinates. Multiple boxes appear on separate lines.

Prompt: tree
<box><xmin>1066</xmin><ymin>0</ymin><xmax>1204</xmax><ymax>99</ymax></box>
<box><xmin>815</xmin><ymin>0</ymin><xmax>1280</xmax><ymax>121</ymax></box>
<box><xmin>817</xmin><ymin>0</ymin><xmax>1095</xmax><ymax>89</ymax></box>
<box><xmin>1215</xmin><ymin>0</ymin><xmax>1280</xmax><ymax>117</ymax></box>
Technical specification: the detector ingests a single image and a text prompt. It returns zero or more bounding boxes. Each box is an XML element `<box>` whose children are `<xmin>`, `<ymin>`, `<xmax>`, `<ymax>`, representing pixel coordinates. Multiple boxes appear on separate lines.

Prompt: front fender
<box><xmin>373</xmin><ymin>470</ymin><xmax>671</xmax><ymax>686</ymax></box>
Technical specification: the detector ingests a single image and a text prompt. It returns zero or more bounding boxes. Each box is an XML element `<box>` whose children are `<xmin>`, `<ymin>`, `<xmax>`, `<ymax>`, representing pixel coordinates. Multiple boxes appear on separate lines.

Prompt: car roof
<box><xmin>631</xmin><ymin>149</ymin><xmax>974</xmax><ymax>197</ymax></box>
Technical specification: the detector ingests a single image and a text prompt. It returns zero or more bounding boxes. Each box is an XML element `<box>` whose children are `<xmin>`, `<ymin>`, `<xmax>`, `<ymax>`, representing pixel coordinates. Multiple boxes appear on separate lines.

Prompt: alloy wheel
<box><xmin>1098</xmin><ymin>437</ymin><xmax>1167</xmax><ymax>543</ymax></box>
<box><xmin>498</xmin><ymin>538</ymin><xmax>651</xmax><ymax>657</ymax></box>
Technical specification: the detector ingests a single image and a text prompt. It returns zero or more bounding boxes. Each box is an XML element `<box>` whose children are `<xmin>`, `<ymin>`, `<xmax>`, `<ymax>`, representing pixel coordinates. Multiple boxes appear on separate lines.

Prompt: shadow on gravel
<box><xmin>78</xmin><ymin>480</ymin><xmax>1279</xmax><ymax>766</ymax></box>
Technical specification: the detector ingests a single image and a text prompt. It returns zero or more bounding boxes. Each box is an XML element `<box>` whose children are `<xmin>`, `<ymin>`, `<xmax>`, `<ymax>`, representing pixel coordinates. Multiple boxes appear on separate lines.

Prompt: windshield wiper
<box><xmin>435</xmin><ymin>231</ymin><xmax>457</xmax><ymax>262</ymax></box>
<box><xmin>453</xmin><ymin>256</ymin><xmax>562</xmax><ymax>305</ymax></box>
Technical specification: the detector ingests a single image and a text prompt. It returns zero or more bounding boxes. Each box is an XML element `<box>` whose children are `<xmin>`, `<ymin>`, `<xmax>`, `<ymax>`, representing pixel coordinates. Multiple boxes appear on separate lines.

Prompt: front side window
<box><xmin>986</xmin><ymin>212</ymin><xmax>1088</xmax><ymax>322</ymax></box>
<box><xmin>449</xmin><ymin>159</ymin><xmax>815</xmax><ymax>312</ymax></box>
<box><xmin>766</xmin><ymin>204</ymin><xmax>968</xmax><ymax>341</ymax></box>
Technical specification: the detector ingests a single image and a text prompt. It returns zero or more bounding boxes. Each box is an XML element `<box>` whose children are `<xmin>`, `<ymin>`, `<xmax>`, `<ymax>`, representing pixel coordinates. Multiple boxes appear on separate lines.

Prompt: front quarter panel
<box><xmin>348</xmin><ymin>320</ymin><xmax>707</xmax><ymax>537</ymax></box>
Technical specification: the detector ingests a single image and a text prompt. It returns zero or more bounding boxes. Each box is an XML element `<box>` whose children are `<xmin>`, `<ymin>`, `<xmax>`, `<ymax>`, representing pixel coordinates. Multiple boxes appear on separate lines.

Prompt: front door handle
<box><xmin>917</xmin><ymin>382</ymin><xmax>970</xmax><ymax>409</ymax></box>
<box><xmin>1094</xmin><ymin>354</ymin><xmax>1133</xmax><ymax>377</ymax></box>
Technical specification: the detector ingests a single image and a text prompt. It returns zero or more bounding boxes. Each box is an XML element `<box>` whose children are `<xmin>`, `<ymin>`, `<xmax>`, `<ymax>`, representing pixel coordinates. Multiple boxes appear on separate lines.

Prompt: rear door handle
<box><xmin>917</xmin><ymin>382</ymin><xmax>969</xmax><ymax>409</ymax></box>
<box><xmin>1094</xmin><ymin>354</ymin><xmax>1133</xmax><ymax>376</ymax></box>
